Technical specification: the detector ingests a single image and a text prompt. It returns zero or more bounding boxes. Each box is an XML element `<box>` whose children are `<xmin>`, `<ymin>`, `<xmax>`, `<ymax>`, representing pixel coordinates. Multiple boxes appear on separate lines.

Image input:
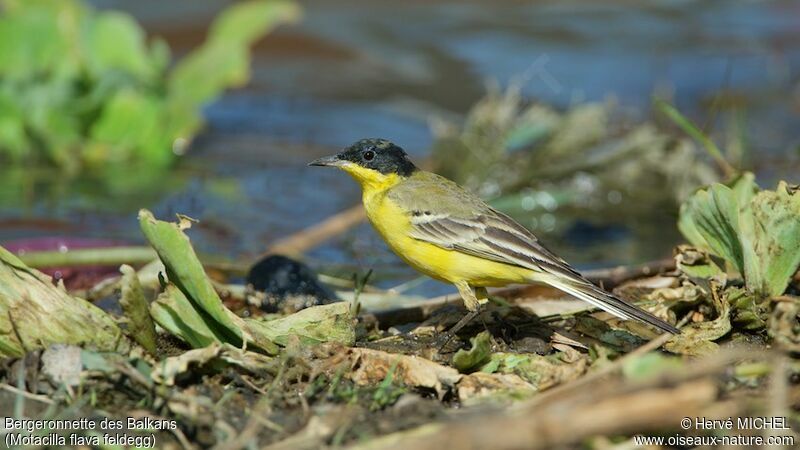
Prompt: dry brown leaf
<box><xmin>346</xmin><ymin>347</ymin><xmax>462</xmax><ymax>398</ymax></box>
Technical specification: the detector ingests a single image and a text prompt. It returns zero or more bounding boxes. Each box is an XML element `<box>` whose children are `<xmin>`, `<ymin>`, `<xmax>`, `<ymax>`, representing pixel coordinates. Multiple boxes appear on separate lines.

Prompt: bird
<box><xmin>309</xmin><ymin>138</ymin><xmax>680</xmax><ymax>336</ymax></box>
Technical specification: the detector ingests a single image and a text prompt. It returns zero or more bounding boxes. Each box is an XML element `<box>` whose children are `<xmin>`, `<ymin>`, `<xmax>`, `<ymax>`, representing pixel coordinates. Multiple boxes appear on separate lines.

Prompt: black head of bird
<box><xmin>308</xmin><ymin>138</ymin><xmax>417</xmax><ymax>177</ymax></box>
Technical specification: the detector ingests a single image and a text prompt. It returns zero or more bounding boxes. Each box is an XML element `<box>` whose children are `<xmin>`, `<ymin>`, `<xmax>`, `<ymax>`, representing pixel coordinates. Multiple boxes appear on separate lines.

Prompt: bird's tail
<box><xmin>538</xmin><ymin>273</ymin><xmax>680</xmax><ymax>335</ymax></box>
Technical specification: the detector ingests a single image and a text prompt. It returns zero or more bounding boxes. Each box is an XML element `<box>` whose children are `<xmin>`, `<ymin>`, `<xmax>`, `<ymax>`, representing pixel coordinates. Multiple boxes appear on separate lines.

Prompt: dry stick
<box><xmin>17</xmin><ymin>246</ymin><xmax>157</xmax><ymax>269</ymax></box>
<box><xmin>0</xmin><ymin>383</ymin><xmax>55</xmax><ymax>404</ymax></box>
<box><xmin>263</xmin><ymin>204</ymin><xmax>366</xmax><ymax>258</ymax></box>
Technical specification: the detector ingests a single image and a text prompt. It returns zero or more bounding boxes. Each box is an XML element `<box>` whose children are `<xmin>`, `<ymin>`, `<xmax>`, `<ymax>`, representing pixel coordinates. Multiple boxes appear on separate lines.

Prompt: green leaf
<box><xmin>0</xmin><ymin>0</ymin><xmax>73</xmax><ymax>78</ymax></box>
<box><xmin>665</xmin><ymin>287</ymin><xmax>731</xmax><ymax>356</ymax></box>
<box><xmin>727</xmin><ymin>287</ymin><xmax>766</xmax><ymax>331</ymax></box>
<box><xmin>622</xmin><ymin>352</ymin><xmax>684</xmax><ymax>381</ymax></box>
<box><xmin>0</xmin><ymin>245</ymin><xmax>127</xmax><ymax>357</ymax></box>
<box><xmin>674</xmin><ymin>246</ymin><xmax>724</xmax><ymax>280</ymax></box>
<box><xmin>208</xmin><ymin>0</ymin><xmax>301</xmax><ymax>47</ymax></box>
<box><xmin>0</xmin><ymin>0</ymin><xmax>299</xmax><ymax>175</ymax></box>
<box><xmin>0</xmin><ymin>91</ymin><xmax>29</xmax><ymax>160</ymax></box>
<box><xmin>453</xmin><ymin>331</ymin><xmax>492</xmax><ymax>373</ymax></box>
<box><xmin>88</xmin><ymin>90</ymin><xmax>165</xmax><ymax>166</ymax></box>
<box><xmin>246</xmin><ymin>302</ymin><xmax>355</xmax><ymax>346</ymax></box>
<box><xmin>139</xmin><ymin>210</ymin><xmax>278</xmax><ymax>354</ymax></box>
<box><xmin>678</xmin><ymin>183</ymin><xmax>744</xmax><ymax>274</ymax></box>
<box><xmin>679</xmin><ymin>175</ymin><xmax>800</xmax><ymax>297</ymax></box>
<box><xmin>119</xmin><ymin>264</ymin><xmax>158</xmax><ymax>355</ymax></box>
<box><xmin>84</xmin><ymin>11</ymin><xmax>157</xmax><ymax>79</ymax></box>
<box><xmin>168</xmin><ymin>0</ymin><xmax>300</xmax><ymax>106</ymax></box>
<box><xmin>150</xmin><ymin>284</ymin><xmax>222</xmax><ymax>349</ymax></box>
<box><xmin>741</xmin><ymin>182</ymin><xmax>800</xmax><ymax>297</ymax></box>
<box><xmin>479</xmin><ymin>349</ymin><xmax>588</xmax><ymax>390</ymax></box>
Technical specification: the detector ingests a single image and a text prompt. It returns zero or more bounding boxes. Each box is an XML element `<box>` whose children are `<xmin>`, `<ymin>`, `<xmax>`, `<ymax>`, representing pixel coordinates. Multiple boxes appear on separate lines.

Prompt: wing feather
<box><xmin>388</xmin><ymin>172</ymin><xmax>680</xmax><ymax>334</ymax></box>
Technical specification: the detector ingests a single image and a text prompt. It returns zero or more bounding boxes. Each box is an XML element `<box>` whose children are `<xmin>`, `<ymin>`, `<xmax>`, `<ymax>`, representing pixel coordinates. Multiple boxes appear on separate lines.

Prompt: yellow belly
<box><xmin>364</xmin><ymin>193</ymin><xmax>533</xmax><ymax>287</ymax></box>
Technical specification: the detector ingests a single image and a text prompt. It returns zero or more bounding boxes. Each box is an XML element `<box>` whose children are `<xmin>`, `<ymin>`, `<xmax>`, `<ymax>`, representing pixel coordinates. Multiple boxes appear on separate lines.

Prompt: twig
<box><xmin>0</xmin><ymin>383</ymin><xmax>55</xmax><ymax>404</ymax></box>
<box><xmin>263</xmin><ymin>204</ymin><xmax>366</xmax><ymax>258</ymax></box>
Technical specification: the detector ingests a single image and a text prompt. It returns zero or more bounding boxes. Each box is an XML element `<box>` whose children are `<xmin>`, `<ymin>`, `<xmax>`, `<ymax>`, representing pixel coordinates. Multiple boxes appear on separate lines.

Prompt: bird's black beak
<box><xmin>308</xmin><ymin>154</ymin><xmax>343</xmax><ymax>167</ymax></box>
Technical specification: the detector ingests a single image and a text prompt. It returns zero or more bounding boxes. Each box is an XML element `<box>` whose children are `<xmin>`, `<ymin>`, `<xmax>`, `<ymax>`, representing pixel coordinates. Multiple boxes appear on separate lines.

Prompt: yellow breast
<box><xmin>363</xmin><ymin>189</ymin><xmax>532</xmax><ymax>287</ymax></box>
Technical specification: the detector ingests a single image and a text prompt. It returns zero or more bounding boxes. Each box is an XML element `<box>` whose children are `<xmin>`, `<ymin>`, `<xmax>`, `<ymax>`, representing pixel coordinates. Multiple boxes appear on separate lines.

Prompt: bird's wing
<box><xmin>389</xmin><ymin>172</ymin><xmax>575</xmax><ymax>276</ymax></box>
<box><xmin>389</xmin><ymin>172</ymin><xmax>680</xmax><ymax>334</ymax></box>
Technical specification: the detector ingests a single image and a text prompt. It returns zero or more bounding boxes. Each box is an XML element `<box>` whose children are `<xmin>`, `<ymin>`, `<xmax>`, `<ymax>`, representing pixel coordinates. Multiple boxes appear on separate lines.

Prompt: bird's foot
<box><xmin>434</xmin><ymin>331</ymin><xmax>462</xmax><ymax>353</ymax></box>
<box><xmin>435</xmin><ymin>309</ymin><xmax>480</xmax><ymax>352</ymax></box>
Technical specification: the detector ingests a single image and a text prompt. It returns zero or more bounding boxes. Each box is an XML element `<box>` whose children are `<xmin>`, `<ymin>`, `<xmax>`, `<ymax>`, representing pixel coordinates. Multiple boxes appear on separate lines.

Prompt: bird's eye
<box><xmin>363</xmin><ymin>150</ymin><xmax>375</xmax><ymax>161</ymax></box>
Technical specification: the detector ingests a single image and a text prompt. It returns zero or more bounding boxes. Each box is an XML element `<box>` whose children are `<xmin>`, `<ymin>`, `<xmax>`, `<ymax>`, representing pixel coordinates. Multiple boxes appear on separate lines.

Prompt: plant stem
<box><xmin>16</xmin><ymin>246</ymin><xmax>157</xmax><ymax>268</ymax></box>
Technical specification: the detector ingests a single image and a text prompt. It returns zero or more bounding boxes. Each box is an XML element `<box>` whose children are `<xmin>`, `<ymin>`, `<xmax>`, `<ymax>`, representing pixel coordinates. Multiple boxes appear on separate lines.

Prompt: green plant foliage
<box><xmin>119</xmin><ymin>264</ymin><xmax>158</xmax><ymax>355</ymax></box>
<box><xmin>139</xmin><ymin>210</ymin><xmax>355</xmax><ymax>353</ymax></box>
<box><xmin>453</xmin><ymin>331</ymin><xmax>493</xmax><ymax>373</ymax></box>
<box><xmin>150</xmin><ymin>283</ymin><xmax>223</xmax><ymax>349</ymax></box>
<box><xmin>679</xmin><ymin>174</ymin><xmax>800</xmax><ymax>297</ymax></box>
<box><xmin>248</xmin><ymin>303</ymin><xmax>356</xmax><ymax>346</ymax></box>
<box><xmin>139</xmin><ymin>209</ymin><xmax>278</xmax><ymax>353</ymax></box>
<box><xmin>0</xmin><ymin>0</ymin><xmax>299</xmax><ymax>171</ymax></box>
<box><xmin>0</xmin><ymin>245</ymin><xmax>127</xmax><ymax>357</ymax></box>
<box><xmin>478</xmin><ymin>349</ymin><xmax>588</xmax><ymax>390</ymax></box>
<box><xmin>664</xmin><ymin>285</ymin><xmax>732</xmax><ymax>356</ymax></box>
<box><xmin>622</xmin><ymin>352</ymin><xmax>684</xmax><ymax>381</ymax></box>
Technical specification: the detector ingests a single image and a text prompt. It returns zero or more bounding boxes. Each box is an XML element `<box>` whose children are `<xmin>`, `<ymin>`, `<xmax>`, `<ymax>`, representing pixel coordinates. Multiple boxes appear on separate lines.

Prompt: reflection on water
<box><xmin>2</xmin><ymin>0</ymin><xmax>799</xmax><ymax>294</ymax></box>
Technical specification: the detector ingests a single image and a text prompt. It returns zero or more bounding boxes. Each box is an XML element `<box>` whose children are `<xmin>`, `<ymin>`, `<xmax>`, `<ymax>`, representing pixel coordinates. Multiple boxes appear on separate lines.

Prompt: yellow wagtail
<box><xmin>310</xmin><ymin>138</ymin><xmax>680</xmax><ymax>335</ymax></box>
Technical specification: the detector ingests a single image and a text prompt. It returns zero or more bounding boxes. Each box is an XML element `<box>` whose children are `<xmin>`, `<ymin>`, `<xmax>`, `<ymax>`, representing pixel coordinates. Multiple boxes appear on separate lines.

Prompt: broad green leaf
<box><xmin>168</xmin><ymin>45</ymin><xmax>248</xmax><ymax>108</ymax></box>
<box><xmin>0</xmin><ymin>92</ymin><xmax>29</xmax><ymax>160</ymax></box>
<box><xmin>139</xmin><ymin>210</ymin><xmax>278</xmax><ymax>354</ymax></box>
<box><xmin>478</xmin><ymin>349</ymin><xmax>588</xmax><ymax>390</ymax></box>
<box><xmin>84</xmin><ymin>11</ymin><xmax>157</xmax><ymax>80</ymax></box>
<box><xmin>678</xmin><ymin>183</ymin><xmax>744</xmax><ymax>274</ymax></box>
<box><xmin>168</xmin><ymin>0</ymin><xmax>299</xmax><ymax>106</ymax></box>
<box><xmin>209</xmin><ymin>0</ymin><xmax>300</xmax><ymax>47</ymax></box>
<box><xmin>742</xmin><ymin>183</ymin><xmax>800</xmax><ymax>297</ymax></box>
<box><xmin>679</xmin><ymin>175</ymin><xmax>800</xmax><ymax>297</ymax></box>
<box><xmin>727</xmin><ymin>287</ymin><xmax>766</xmax><ymax>331</ymax></box>
<box><xmin>139</xmin><ymin>210</ymin><xmax>244</xmax><ymax>343</ymax></box>
<box><xmin>0</xmin><ymin>0</ymin><xmax>299</xmax><ymax>174</ymax></box>
<box><xmin>150</xmin><ymin>284</ymin><xmax>222</xmax><ymax>349</ymax></box>
<box><xmin>246</xmin><ymin>302</ymin><xmax>355</xmax><ymax>346</ymax></box>
<box><xmin>0</xmin><ymin>2</ymin><xmax>66</xmax><ymax>77</ymax></box>
<box><xmin>729</xmin><ymin>171</ymin><xmax>759</xmax><ymax>206</ymax></box>
<box><xmin>0</xmin><ymin>245</ymin><xmax>127</xmax><ymax>357</ymax></box>
<box><xmin>88</xmin><ymin>90</ymin><xmax>163</xmax><ymax>165</ymax></box>
<box><xmin>674</xmin><ymin>246</ymin><xmax>724</xmax><ymax>280</ymax></box>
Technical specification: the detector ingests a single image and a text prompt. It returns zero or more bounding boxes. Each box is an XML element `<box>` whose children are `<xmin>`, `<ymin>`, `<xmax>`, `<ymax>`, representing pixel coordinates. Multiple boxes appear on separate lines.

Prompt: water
<box><xmin>2</xmin><ymin>0</ymin><xmax>799</xmax><ymax>295</ymax></box>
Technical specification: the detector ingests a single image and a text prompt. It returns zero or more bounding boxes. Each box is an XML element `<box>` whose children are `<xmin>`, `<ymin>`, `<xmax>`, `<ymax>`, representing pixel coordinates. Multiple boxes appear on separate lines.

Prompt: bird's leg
<box><xmin>473</xmin><ymin>287</ymin><xmax>491</xmax><ymax>331</ymax></box>
<box><xmin>458</xmin><ymin>281</ymin><xmax>487</xmax><ymax>312</ymax></box>
<box><xmin>438</xmin><ymin>282</ymin><xmax>486</xmax><ymax>350</ymax></box>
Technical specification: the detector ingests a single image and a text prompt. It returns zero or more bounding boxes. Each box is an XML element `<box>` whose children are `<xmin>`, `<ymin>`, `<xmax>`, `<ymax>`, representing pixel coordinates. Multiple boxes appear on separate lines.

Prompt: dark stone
<box><xmin>246</xmin><ymin>254</ymin><xmax>339</xmax><ymax>313</ymax></box>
